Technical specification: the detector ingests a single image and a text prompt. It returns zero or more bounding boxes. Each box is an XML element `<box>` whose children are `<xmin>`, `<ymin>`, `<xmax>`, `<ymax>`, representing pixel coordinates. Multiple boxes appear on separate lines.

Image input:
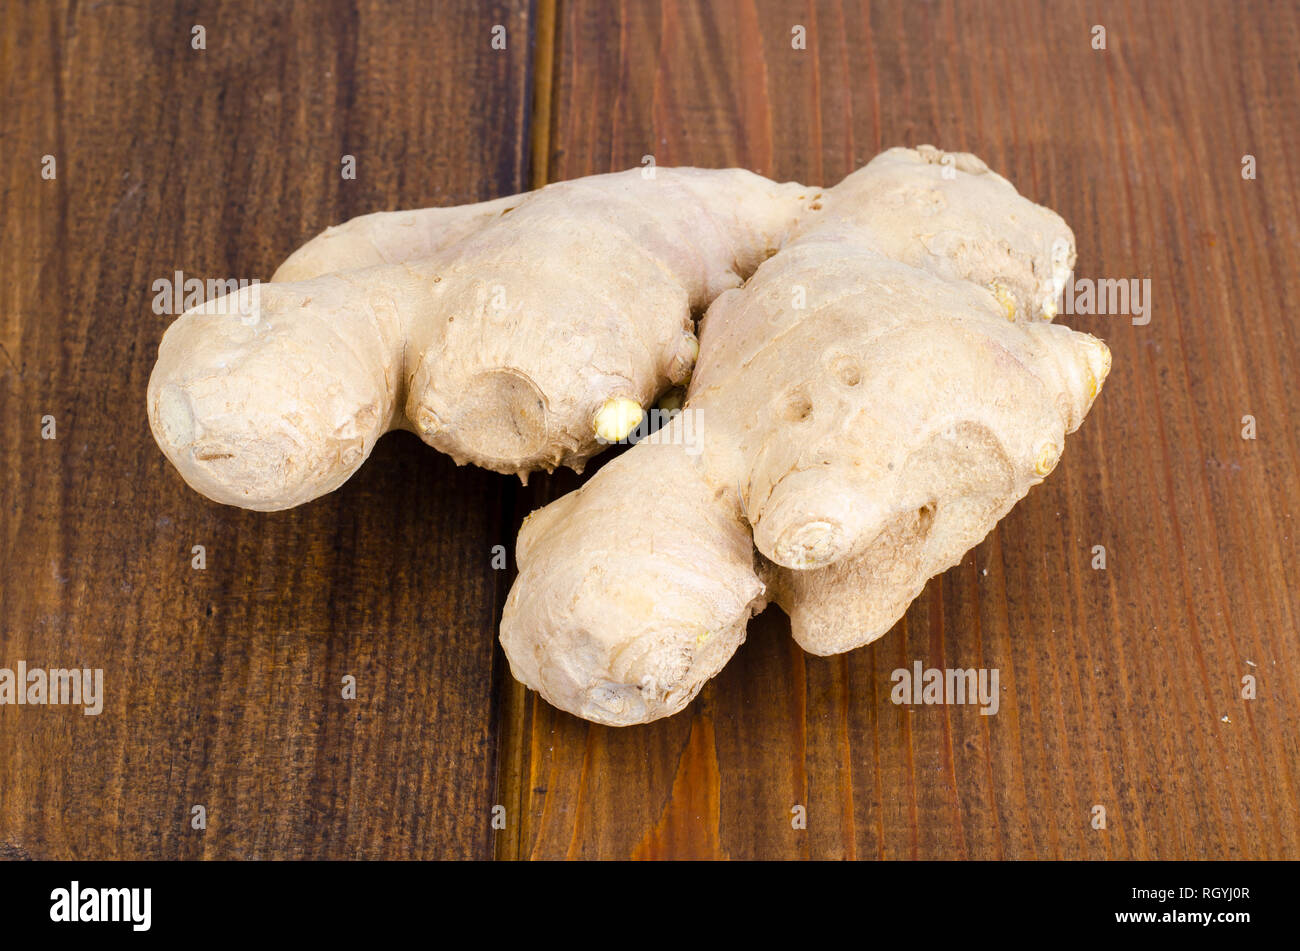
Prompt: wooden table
<box><xmin>2</xmin><ymin>0</ymin><xmax>1296</xmax><ymax>860</ymax></box>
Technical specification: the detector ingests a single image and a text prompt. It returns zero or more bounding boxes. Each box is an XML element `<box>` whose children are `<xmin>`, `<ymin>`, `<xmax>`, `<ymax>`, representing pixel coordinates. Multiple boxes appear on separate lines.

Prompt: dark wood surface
<box><xmin>2</xmin><ymin>0</ymin><xmax>1297</xmax><ymax>860</ymax></box>
<box><xmin>1</xmin><ymin>0</ymin><xmax>534</xmax><ymax>861</ymax></box>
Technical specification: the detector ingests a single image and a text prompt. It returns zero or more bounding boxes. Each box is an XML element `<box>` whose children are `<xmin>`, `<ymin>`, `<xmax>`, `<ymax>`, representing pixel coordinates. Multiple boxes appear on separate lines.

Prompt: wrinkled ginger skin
<box><xmin>501</xmin><ymin>146</ymin><xmax>1109</xmax><ymax>725</ymax></box>
<box><xmin>693</xmin><ymin>240</ymin><xmax>1107</xmax><ymax>574</ymax></box>
<box><xmin>148</xmin><ymin>168</ymin><xmax>816</xmax><ymax>508</ymax></box>
<box><xmin>807</xmin><ymin>145</ymin><xmax>1078</xmax><ymax>321</ymax></box>
<box><xmin>270</xmin><ymin>193</ymin><xmax>523</xmax><ymax>283</ymax></box>
<box><xmin>400</xmin><ymin>169</ymin><xmax>812</xmax><ymax>474</ymax></box>
<box><xmin>500</xmin><ymin>418</ymin><xmax>765</xmax><ymax>726</ymax></box>
<box><xmin>146</xmin><ymin>147</ymin><xmax>1110</xmax><ymax>727</ymax></box>
<box><xmin>148</xmin><ymin>271</ymin><xmax>413</xmax><ymax>511</ymax></box>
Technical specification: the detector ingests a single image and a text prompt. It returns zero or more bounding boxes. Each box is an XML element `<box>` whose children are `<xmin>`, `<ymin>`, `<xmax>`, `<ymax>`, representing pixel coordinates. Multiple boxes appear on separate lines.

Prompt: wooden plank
<box><xmin>0</xmin><ymin>0</ymin><xmax>535</xmax><ymax>859</ymax></box>
<box><xmin>500</xmin><ymin>0</ymin><xmax>1300</xmax><ymax>859</ymax></box>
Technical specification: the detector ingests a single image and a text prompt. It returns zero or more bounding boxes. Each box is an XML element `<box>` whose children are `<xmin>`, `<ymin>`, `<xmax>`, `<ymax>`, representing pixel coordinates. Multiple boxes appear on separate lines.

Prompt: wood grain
<box><xmin>0</xmin><ymin>0</ymin><xmax>535</xmax><ymax>860</ymax></box>
<box><xmin>3</xmin><ymin>0</ymin><xmax>1297</xmax><ymax>862</ymax></box>
<box><xmin>499</xmin><ymin>0</ymin><xmax>1300</xmax><ymax>859</ymax></box>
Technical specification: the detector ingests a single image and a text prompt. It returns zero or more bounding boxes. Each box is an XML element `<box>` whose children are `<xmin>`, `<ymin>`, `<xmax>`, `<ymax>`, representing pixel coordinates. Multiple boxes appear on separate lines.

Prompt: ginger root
<box><xmin>500</xmin><ymin>147</ymin><xmax>1109</xmax><ymax>725</ymax></box>
<box><xmin>148</xmin><ymin>169</ymin><xmax>814</xmax><ymax>509</ymax></box>
<box><xmin>147</xmin><ymin>148</ymin><xmax>1110</xmax><ymax>729</ymax></box>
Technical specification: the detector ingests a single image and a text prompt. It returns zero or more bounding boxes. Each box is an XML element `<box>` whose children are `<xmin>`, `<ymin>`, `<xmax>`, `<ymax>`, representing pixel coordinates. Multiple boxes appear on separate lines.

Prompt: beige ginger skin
<box><xmin>500</xmin><ymin>147</ymin><xmax>1110</xmax><ymax>725</ymax></box>
<box><xmin>146</xmin><ymin>147</ymin><xmax>1109</xmax><ymax>728</ymax></box>
<box><xmin>148</xmin><ymin>169</ymin><xmax>815</xmax><ymax>509</ymax></box>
